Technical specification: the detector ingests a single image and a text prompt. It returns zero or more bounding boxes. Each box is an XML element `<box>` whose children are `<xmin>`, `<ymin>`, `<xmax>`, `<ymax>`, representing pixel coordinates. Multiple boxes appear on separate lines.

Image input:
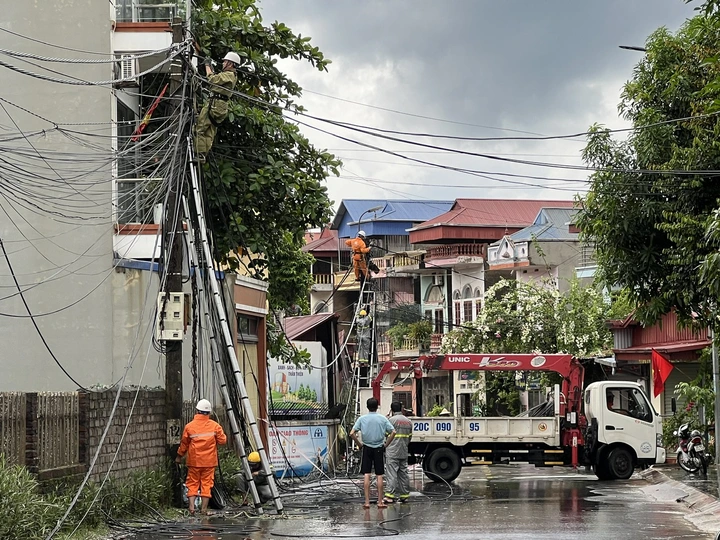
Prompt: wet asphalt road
<box><xmin>658</xmin><ymin>464</ymin><xmax>719</xmax><ymax>499</ymax></box>
<box><xmin>130</xmin><ymin>464</ymin><xmax>716</xmax><ymax>539</ymax></box>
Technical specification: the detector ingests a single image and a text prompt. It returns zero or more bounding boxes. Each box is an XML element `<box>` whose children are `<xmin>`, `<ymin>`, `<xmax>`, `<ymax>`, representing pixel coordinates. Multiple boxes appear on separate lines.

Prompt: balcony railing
<box><xmin>392</xmin><ymin>254</ymin><xmax>421</xmax><ymax>268</ymax></box>
<box><xmin>392</xmin><ymin>338</ymin><xmax>420</xmax><ymax>358</ymax></box>
<box><xmin>312</xmin><ymin>274</ymin><xmax>334</xmax><ymax>286</ymax></box>
<box><xmin>426</xmin><ymin>243</ymin><xmax>486</xmax><ymax>262</ymax></box>
<box><xmin>116</xmin><ymin>0</ymin><xmax>183</xmax><ymax>22</ymax></box>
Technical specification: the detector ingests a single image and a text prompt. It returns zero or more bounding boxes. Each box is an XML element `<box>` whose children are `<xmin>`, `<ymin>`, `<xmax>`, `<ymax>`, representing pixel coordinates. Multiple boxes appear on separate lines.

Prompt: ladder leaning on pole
<box><xmin>183</xmin><ymin>197</ymin><xmax>265</xmax><ymax>514</ymax></box>
<box><xmin>186</xmin><ymin>142</ymin><xmax>284</xmax><ymax>515</ymax></box>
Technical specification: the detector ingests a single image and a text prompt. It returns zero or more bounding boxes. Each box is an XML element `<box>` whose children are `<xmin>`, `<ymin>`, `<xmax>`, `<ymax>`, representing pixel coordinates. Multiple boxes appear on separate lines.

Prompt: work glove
<box><xmin>203</xmin><ymin>57</ymin><xmax>213</xmax><ymax>66</ymax></box>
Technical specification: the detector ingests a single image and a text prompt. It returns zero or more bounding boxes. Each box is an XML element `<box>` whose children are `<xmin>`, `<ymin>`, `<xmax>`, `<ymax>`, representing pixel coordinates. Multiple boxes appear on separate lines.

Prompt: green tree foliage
<box><xmin>440</xmin><ymin>279</ymin><xmax>612</xmax><ymax>357</ymax></box>
<box><xmin>576</xmin><ymin>14</ymin><xmax>720</xmax><ymax>328</ymax></box>
<box><xmin>441</xmin><ymin>279</ymin><xmax>612</xmax><ymax>416</ymax></box>
<box><xmin>193</xmin><ymin>0</ymin><xmax>340</xmax><ymax>311</ymax></box>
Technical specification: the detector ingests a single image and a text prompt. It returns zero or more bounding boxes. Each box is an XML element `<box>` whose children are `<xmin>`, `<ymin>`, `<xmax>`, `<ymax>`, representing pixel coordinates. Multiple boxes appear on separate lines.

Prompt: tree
<box><xmin>440</xmin><ymin>279</ymin><xmax>613</xmax><ymax>415</ymax></box>
<box><xmin>440</xmin><ymin>279</ymin><xmax>612</xmax><ymax>357</ymax></box>
<box><xmin>575</xmin><ymin>14</ymin><xmax>720</xmax><ymax>328</ymax></box>
<box><xmin>193</xmin><ymin>0</ymin><xmax>340</xmax><ymax>312</ymax></box>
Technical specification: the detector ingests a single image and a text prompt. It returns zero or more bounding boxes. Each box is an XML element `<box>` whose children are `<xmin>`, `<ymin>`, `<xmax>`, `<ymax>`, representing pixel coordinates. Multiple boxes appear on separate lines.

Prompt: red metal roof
<box><xmin>302</xmin><ymin>228</ymin><xmax>350</xmax><ymax>255</ymax></box>
<box><xmin>614</xmin><ymin>340</ymin><xmax>711</xmax><ymax>362</ymax></box>
<box><xmin>410</xmin><ymin>199</ymin><xmax>575</xmax><ymax>229</ymax></box>
<box><xmin>408</xmin><ymin>199</ymin><xmax>575</xmax><ymax>244</ymax></box>
<box><xmin>283</xmin><ymin>312</ymin><xmax>337</xmax><ymax>341</ymax></box>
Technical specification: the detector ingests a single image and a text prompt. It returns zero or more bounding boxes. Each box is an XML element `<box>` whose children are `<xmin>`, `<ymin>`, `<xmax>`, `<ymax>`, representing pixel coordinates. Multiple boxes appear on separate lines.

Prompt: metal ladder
<box><xmin>185</xmin><ymin>144</ymin><xmax>284</xmax><ymax>514</ymax></box>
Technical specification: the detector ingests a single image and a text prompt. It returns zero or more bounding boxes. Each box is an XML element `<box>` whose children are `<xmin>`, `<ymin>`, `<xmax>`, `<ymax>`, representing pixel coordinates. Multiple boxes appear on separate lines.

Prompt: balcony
<box><xmin>311</xmin><ymin>274</ymin><xmax>334</xmax><ymax>292</ymax></box>
<box><xmin>116</xmin><ymin>0</ymin><xmax>183</xmax><ymax>23</ymax></box>
<box><xmin>425</xmin><ymin>244</ymin><xmax>486</xmax><ymax>266</ymax></box>
<box><xmin>392</xmin><ymin>338</ymin><xmax>421</xmax><ymax>359</ymax></box>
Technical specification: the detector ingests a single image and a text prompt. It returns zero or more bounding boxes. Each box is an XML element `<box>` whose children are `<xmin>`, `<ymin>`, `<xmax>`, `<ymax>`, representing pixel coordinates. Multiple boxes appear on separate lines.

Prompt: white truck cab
<box><xmin>583</xmin><ymin>380</ymin><xmax>665</xmax><ymax>479</ymax></box>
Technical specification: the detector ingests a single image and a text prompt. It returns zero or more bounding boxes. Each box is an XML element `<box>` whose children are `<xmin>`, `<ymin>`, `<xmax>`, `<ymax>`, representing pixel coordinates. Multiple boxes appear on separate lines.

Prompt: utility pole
<box><xmin>711</xmin><ymin>329</ymin><xmax>720</xmax><ymax>483</ymax></box>
<box><xmin>165</xmin><ymin>17</ymin><xmax>186</xmax><ymax>507</ymax></box>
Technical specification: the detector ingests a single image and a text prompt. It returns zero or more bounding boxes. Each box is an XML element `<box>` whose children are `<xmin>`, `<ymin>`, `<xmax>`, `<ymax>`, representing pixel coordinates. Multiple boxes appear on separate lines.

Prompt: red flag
<box><xmin>651</xmin><ymin>349</ymin><xmax>674</xmax><ymax>398</ymax></box>
<box><xmin>130</xmin><ymin>84</ymin><xmax>168</xmax><ymax>142</ymax></box>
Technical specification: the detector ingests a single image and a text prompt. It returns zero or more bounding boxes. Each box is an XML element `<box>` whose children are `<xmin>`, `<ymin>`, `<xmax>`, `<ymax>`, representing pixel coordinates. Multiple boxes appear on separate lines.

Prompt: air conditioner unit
<box><xmin>433</xmin><ymin>274</ymin><xmax>445</xmax><ymax>286</ymax></box>
<box><xmin>116</xmin><ymin>55</ymin><xmax>138</xmax><ymax>86</ymax></box>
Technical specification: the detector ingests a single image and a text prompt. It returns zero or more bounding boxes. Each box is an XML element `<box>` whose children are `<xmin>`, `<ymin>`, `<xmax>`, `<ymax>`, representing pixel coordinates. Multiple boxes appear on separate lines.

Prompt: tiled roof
<box><xmin>302</xmin><ymin>228</ymin><xmax>349</xmax><ymax>253</ymax></box>
<box><xmin>508</xmin><ymin>208</ymin><xmax>579</xmax><ymax>241</ymax></box>
<box><xmin>409</xmin><ymin>199</ymin><xmax>575</xmax><ymax>231</ymax></box>
<box><xmin>284</xmin><ymin>312</ymin><xmax>337</xmax><ymax>340</ymax></box>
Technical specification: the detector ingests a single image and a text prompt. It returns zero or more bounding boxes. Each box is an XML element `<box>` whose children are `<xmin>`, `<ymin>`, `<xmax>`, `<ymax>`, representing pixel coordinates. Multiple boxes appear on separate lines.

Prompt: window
<box><xmin>606</xmin><ymin>388</ymin><xmax>652</xmax><ymax>423</ymax></box>
<box><xmin>434</xmin><ymin>310</ymin><xmax>444</xmax><ymax>334</ymax></box>
<box><xmin>463</xmin><ymin>301</ymin><xmax>473</xmax><ymax>323</ymax></box>
<box><xmin>454</xmin><ymin>302</ymin><xmax>461</xmax><ymax>326</ymax></box>
<box><xmin>236</xmin><ymin>314</ymin><xmax>259</xmax><ymax>342</ymax></box>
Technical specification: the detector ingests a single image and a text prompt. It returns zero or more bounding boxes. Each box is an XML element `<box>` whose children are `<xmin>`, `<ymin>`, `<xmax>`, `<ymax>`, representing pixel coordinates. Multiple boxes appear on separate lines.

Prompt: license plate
<box><xmin>694</xmin><ymin>444</ymin><xmax>704</xmax><ymax>452</ymax></box>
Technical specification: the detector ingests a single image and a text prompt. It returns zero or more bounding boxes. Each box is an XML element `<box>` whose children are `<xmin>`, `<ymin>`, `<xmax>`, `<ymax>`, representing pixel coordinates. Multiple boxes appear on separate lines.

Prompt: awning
<box><xmin>594</xmin><ymin>356</ymin><xmax>617</xmax><ymax>368</ymax></box>
<box><xmin>614</xmin><ymin>339</ymin><xmax>711</xmax><ymax>362</ymax></box>
<box><xmin>283</xmin><ymin>313</ymin><xmax>337</xmax><ymax>340</ymax></box>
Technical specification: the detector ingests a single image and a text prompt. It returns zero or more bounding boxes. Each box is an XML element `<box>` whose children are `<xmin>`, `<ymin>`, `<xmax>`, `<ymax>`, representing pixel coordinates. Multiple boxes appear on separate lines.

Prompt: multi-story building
<box><xmin>1</xmin><ymin>1</ymin><xmax>261</xmax><ymax>403</ymax></box>
<box><xmin>400</xmin><ymin>199</ymin><xmax>575</xmax><ymax>413</ymax></box>
<box><xmin>486</xmin><ymin>207</ymin><xmax>581</xmax><ymax>291</ymax></box>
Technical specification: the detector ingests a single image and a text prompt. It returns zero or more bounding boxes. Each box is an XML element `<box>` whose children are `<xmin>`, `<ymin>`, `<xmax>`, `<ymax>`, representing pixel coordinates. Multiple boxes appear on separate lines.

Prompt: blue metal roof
<box><xmin>331</xmin><ymin>199</ymin><xmax>454</xmax><ymax>238</ymax></box>
<box><xmin>508</xmin><ymin>208</ymin><xmax>578</xmax><ymax>241</ymax></box>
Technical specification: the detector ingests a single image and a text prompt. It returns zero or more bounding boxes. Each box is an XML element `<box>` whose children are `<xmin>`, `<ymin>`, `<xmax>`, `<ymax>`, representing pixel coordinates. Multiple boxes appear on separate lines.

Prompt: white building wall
<box><xmin>0</xmin><ymin>1</ymin><xmax>115</xmax><ymax>391</ymax></box>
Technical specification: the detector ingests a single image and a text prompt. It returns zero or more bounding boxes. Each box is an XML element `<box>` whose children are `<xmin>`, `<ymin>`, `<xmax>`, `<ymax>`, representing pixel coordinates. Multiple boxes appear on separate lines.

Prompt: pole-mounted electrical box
<box><xmin>156</xmin><ymin>292</ymin><xmax>185</xmax><ymax>341</ymax></box>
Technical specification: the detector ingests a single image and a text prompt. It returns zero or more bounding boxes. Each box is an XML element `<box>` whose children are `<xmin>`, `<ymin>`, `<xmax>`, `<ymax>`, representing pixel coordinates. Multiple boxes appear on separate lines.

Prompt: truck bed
<box><xmin>410</xmin><ymin>416</ymin><xmax>561</xmax><ymax>446</ymax></box>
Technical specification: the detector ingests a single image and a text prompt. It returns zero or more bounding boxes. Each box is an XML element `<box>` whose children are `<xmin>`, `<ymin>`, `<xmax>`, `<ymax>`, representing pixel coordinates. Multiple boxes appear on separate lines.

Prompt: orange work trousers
<box><xmin>186</xmin><ymin>466</ymin><xmax>215</xmax><ymax>498</ymax></box>
<box><xmin>353</xmin><ymin>257</ymin><xmax>368</xmax><ymax>281</ymax></box>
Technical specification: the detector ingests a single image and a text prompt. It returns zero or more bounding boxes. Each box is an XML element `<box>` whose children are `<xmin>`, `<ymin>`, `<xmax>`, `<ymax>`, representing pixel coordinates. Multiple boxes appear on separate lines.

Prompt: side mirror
<box><xmin>671</xmin><ymin>397</ymin><xmax>676</xmax><ymax>414</ymax></box>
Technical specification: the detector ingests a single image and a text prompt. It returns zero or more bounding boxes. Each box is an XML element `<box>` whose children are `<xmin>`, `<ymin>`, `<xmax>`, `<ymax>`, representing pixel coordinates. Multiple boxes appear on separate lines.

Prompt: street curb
<box><xmin>639</xmin><ymin>468</ymin><xmax>720</xmax><ymax>533</ymax></box>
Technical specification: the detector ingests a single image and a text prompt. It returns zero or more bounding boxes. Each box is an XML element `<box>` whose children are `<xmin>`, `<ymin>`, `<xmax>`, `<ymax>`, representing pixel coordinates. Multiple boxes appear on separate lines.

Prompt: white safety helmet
<box><xmin>196</xmin><ymin>399</ymin><xmax>212</xmax><ymax>413</ymax></box>
<box><xmin>223</xmin><ymin>51</ymin><xmax>242</xmax><ymax>66</ymax></box>
<box><xmin>358</xmin><ymin>230</ymin><xmax>366</xmax><ymax>238</ymax></box>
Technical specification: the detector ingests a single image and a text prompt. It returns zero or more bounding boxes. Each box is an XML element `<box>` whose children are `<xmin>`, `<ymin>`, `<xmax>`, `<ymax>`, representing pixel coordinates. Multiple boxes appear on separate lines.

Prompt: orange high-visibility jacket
<box><xmin>177</xmin><ymin>414</ymin><xmax>227</xmax><ymax>467</ymax></box>
<box><xmin>345</xmin><ymin>237</ymin><xmax>370</xmax><ymax>261</ymax></box>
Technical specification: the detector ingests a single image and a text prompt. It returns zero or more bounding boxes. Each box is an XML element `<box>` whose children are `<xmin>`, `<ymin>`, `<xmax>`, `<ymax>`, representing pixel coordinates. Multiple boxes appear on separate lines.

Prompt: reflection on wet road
<box><xmin>129</xmin><ymin>464</ymin><xmax>715</xmax><ymax>539</ymax></box>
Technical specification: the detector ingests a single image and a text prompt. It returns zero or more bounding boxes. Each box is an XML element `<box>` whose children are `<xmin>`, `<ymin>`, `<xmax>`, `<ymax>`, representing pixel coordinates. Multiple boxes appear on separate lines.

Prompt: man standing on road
<box><xmin>383</xmin><ymin>401</ymin><xmax>413</xmax><ymax>504</ymax></box>
<box><xmin>175</xmin><ymin>399</ymin><xmax>227</xmax><ymax>515</ymax></box>
<box><xmin>350</xmin><ymin>397</ymin><xmax>396</xmax><ymax>509</ymax></box>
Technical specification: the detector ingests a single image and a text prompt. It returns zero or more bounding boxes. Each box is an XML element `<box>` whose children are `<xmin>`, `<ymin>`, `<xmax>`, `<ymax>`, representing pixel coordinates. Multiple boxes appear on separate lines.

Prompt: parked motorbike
<box><xmin>674</xmin><ymin>423</ymin><xmax>709</xmax><ymax>474</ymax></box>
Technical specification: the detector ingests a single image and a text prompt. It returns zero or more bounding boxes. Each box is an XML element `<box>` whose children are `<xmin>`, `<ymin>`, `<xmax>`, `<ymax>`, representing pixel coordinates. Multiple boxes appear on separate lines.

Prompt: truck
<box><xmin>371</xmin><ymin>353</ymin><xmax>665</xmax><ymax>482</ymax></box>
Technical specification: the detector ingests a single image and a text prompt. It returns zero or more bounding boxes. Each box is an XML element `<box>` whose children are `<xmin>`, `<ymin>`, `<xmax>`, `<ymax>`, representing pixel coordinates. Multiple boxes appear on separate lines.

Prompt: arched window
<box><xmin>314</xmin><ymin>302</ymin><xmax>328</xmax><ymax>314</ymax></box>
<box><xmin>462</xmin><ymin>285</ymin><xmax>473</xmax><ymax>299</ymax></box>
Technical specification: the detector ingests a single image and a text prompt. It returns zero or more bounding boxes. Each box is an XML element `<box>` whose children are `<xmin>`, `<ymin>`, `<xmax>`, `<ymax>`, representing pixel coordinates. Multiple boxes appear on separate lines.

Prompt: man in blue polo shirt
<box><xmin>350</xmin><ymin>397</ymin><xmax>396</xmax><ymax>508</ymax></box>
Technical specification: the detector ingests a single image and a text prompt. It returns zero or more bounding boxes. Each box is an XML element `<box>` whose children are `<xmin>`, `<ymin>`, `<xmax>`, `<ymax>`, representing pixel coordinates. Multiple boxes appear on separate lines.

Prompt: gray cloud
<box><xmin>257</xmin><ymin>0</ymin><xmax>694</xmax><ymax>205</ymax></box>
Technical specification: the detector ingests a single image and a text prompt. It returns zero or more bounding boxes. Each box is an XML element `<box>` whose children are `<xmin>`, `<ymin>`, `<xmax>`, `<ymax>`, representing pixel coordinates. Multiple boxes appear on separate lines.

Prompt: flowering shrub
<box><xmin>440</xmin><ymin>278</ymin><xmax>612</xmax><ymax>357</ymax></box>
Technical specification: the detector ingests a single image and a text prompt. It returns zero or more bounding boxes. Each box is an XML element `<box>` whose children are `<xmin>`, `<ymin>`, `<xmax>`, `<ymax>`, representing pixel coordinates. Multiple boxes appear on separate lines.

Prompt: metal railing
<box><xmin>116</xmin><ymin>0</ymin><xmax>182</xmax><ymax>22</ymax></box>
<box><xmin>426</xmin><ymin>243</ymin><xmax>486</xmax><ymax>262</ymax></box>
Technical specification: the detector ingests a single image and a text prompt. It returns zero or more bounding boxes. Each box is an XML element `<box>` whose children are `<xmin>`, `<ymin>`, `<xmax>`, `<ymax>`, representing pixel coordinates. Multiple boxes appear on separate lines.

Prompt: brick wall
<box><xmin>85</xmin><ymin>389</ymin><xmax>167</xmax><ymax>481</ymax></box>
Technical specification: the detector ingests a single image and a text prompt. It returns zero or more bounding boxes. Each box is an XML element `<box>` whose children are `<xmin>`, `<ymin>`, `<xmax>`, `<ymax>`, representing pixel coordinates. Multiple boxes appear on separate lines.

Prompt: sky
<box><xmin>258</xmin><ymin>0</ymin><xmax>695</xmax><ymax>209</ymax></box>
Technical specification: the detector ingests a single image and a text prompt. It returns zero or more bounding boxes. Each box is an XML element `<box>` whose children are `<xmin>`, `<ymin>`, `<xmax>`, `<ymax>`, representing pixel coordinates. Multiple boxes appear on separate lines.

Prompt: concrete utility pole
<box><xmin>165</xmin><ymin>17</ymin><xmax>186</xmax><ymax>506</ymax></box>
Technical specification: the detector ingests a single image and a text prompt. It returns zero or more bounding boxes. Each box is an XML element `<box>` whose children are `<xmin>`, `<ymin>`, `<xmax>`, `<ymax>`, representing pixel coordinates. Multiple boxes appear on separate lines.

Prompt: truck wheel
<box><xmin>424</xmin><ymin>448</ymin><xmax>462</xmax><ymax>483</ymax></box>
<box><xmin>607</xmin><ymin>447</ymin><xmax>634</xmax><ymax>480</ymax></box>
<box><xmin>593</xmin><ymin>460</ymin><xmax>613</xmax><ymax>481</ymax></box>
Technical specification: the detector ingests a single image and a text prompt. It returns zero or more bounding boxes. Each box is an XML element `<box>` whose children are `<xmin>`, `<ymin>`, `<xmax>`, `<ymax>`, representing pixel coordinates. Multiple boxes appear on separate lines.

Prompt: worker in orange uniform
<box><xmin>345</xmin><ymin>231</ymin><xmax>371</xmax><ymax>285</ymax></box>
<box><xmin>175</xmin><ymin>399</ymin><xmax>227</xmax><ymax>515</ymax></box>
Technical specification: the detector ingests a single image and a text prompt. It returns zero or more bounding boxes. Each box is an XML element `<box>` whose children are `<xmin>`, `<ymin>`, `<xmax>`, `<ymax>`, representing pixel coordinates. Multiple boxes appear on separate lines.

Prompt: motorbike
<box><xmin>674</xmin><ymin>423</ymin><xmax>709</xmax><ymax>475</ymax></box>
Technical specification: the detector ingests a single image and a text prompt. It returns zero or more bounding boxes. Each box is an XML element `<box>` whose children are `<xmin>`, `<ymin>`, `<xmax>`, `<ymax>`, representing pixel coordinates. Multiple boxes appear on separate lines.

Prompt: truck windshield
<box><xmin>606</xmin><ymin>387</ymin><xmax>653</xmax><ymax>423</ymax></box>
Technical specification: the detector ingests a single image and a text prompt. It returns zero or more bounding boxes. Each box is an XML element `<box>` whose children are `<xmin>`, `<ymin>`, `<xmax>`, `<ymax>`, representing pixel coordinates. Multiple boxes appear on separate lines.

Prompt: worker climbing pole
<box><xmin>194</xmin><ymin>48</ymin><xmax>242</xmax><ymax>162</ymax></box>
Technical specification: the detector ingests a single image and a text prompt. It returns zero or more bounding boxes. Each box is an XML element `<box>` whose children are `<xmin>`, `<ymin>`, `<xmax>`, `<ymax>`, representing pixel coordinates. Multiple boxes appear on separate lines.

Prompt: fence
<box><xmin>37</xmin><ymin>393</ymin><xmax>80</xmax><ymax>472</ymax></box>
<box><xmin>0</xmin><ymin>390</ymin><xmax>169</xmax><ymax>481</ymax></box>
<box><xmin>0</xmin><ymin>392</ymin><xmax>26</xmax><ymax>466</ymax></box>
